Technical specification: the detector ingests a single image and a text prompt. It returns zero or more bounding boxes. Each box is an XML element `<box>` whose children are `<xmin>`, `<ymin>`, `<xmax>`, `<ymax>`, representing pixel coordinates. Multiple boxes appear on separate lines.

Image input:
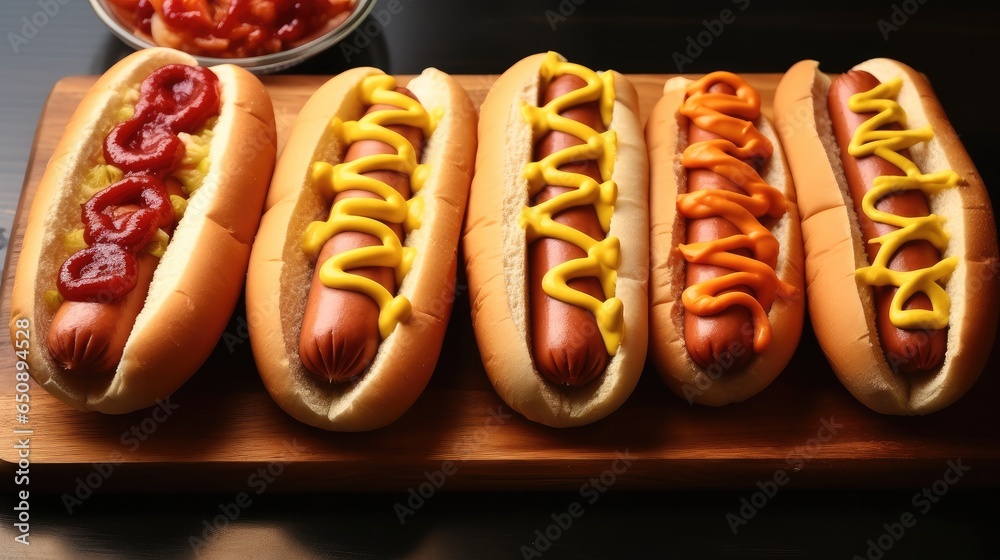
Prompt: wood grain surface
<box><xmin>1</xmin><ymin>74</ymin><xmax>997</xmax><ymax>493</ymax></box>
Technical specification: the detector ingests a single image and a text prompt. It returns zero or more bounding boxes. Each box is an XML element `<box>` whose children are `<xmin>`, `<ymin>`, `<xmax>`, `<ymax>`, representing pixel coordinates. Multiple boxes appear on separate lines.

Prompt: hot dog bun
<box><xmin>646</xmin><ymin>74</ymin><xmax>805</xmax><ymax>406</ymax></box>
<box><xmin>773</xmin><ymin>58</ymin><xmax>999</xmax><ymax>414</ymax></box>
<box><xmin>463</xmin><ymin>52</ymin><xmax>649</xmax><ymax>427</ymax></box>
<box><xmin>8</xmin><ymin>47</ymin><xmax>277</xmax><ymax>413</ymax></box>
<box><xmin>247</xmin><ymin>67</ymin><xmax>477</xmax><ymax>431</ymax></box>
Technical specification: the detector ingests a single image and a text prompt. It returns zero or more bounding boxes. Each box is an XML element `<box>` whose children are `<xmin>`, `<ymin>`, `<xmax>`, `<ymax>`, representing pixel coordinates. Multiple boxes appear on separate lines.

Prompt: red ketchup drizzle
<box><xmin>58</xmin><ymin>244</ymin><xmax>139</xmax><ymax>302</ymax></box>
<box><xmin>82</xmin><ymin>175</ymin><xmax>174</xmax><ymax>252</ymax></box>
<box><xmin>58</xmin><ymin>64</ymin><xmax>220</xmax><ymax>302</ymax></box>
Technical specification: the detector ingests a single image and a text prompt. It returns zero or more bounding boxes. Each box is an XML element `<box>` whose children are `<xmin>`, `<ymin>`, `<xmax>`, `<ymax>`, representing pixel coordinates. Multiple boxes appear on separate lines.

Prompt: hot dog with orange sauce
<box><xmin>647</xmin><ymin>71</ymin><xmax>805</xmax><ymax>406</ymax></box>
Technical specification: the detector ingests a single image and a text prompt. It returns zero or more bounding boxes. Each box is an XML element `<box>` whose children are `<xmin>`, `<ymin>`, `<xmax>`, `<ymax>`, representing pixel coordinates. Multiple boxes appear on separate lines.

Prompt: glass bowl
<box><xmin>88</xmin><ymin>0</ymin><xmax>376</xmax><ymax>74</ymax></box>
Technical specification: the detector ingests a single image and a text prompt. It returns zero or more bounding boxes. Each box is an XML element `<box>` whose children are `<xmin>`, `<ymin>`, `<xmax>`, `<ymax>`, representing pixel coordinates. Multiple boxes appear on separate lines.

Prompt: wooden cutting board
<box><xmin>2</xmin><ymin>74</ymin><xmax>998</xmax><ymax>493</ymax></box>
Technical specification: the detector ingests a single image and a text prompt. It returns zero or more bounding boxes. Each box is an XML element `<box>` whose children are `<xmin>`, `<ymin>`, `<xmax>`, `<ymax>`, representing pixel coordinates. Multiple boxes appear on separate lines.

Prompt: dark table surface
<box><xmin>2</xmin><ymin>1</ymin><xmax>999</xmax><ymax>559</ymax></box>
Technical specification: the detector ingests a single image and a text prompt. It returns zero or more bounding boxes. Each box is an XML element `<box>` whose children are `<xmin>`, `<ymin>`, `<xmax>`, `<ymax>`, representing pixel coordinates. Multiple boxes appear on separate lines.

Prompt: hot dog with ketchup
<box><xmin>773</xmin><ymin>58</ymin><xmax>999</xmax><ymax>414</ymax></box>
<box><xmin>9</xmin><ymin>47</ymin><xmax>277</xmax><ymax>413</ymax></box>
<box><xmin>247</xmin><ymin>67</ymin><xmax>476</xmax><ymax>431</ymax></box>
<box><xmin>464</xmin><ymin>52</ymin><xmax>648</xmax><ymax>427</ymax></box>
<box><xmin>646</xmin><ymin>72</ymin><xmax>805</xmax><ymax>406</ymax></box>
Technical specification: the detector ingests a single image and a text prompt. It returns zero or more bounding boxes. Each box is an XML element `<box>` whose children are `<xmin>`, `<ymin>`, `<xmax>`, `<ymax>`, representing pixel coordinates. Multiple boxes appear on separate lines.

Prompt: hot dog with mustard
<box><xmin>464</xmin><ymin>51</ymin><xmax>649</xmax><ymax>427</ymax></box>
<box><xmin>773</xmin><ymin>58</ymin><xmax>999</xmax><ymax>414</ymax></box>
<box><xmin>247</xmin><ymin>66</ymin><xmax>476</xmax><ymax>431</ymax></box>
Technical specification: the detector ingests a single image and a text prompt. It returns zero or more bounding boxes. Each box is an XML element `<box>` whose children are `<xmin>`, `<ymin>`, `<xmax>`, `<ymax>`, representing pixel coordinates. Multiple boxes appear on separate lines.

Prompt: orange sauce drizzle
<box><xmin>677</xmin><ymin>72</ymin><xmax>797</xmax><ymax>353</ymax></box>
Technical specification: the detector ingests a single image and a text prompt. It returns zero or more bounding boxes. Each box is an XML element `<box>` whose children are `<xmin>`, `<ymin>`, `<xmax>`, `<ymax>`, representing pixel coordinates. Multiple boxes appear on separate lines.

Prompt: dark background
<box><xmin>1</xmin><ymin>1</ymin><xmax>999</xmax><ymax>558</ymax></box>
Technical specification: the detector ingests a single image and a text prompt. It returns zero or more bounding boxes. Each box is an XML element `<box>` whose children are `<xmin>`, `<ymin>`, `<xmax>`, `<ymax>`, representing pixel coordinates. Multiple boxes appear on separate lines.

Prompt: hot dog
<box><xmin>47</xmin><ymin>123</ymin><xmax>193</xmax><ymax>375</ymax></box>
<box><xmin>297</xmin><ymin>90</ymin><xmax>425</xmax><ymax>382</ymax></box>
<box><xmin>529</xmin><ymin>73</ymin><xmax>610</xmax><ymax>387</ymax></box>
<box><xmin>8</xmin><ymin>47</ymin><xmax>277</xmax><ymax>413</ymax></box>
<box><xmin>773</xmin><ymin>58</ymin><xmax>1000</xmax><ymax>414</ymax></box>
<box><xmin>646</xmin><ymin>72</ymin><xmax>805</xmax><ymax>406</ymax></box>
<box><xmin>464</xmin><ymin>51</ymin><xmax>649</xmax><ymax>427</ymax></box>
<box><xmin>247</xmin><ymin>67</ymin><xmax>476</xmax><ymax>431</ymax></box>
<box><xmin>827</xmin><ymin>70</ymin><xmax>948</xmax><ymax>373</ymax></box>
